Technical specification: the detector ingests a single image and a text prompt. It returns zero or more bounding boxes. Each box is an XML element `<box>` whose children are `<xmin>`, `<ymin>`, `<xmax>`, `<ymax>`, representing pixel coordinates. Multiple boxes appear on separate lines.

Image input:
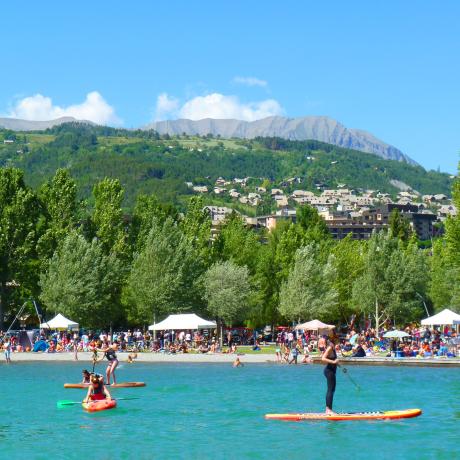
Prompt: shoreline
<box><xmin>3</xmin><ymin>351</ymin><xmax>460</xmax><ymax>367</ymax></box>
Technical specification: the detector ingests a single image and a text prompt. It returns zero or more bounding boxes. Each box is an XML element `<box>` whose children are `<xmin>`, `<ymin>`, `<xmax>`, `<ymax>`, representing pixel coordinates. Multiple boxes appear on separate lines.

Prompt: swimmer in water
<box><xmin>233</xmin><ymin>357</ymin><xmax>244</xmax><ymax>367</ymax></box>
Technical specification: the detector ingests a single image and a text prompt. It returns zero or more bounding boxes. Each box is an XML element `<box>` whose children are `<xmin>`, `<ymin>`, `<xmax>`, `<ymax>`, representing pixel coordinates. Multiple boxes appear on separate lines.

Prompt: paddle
<box><xmin>57</xmin><ymin>397</ymin><xmax>139</xmax><ymax>408</ymax></box>
<box><xmin>340</xmin><ymin>365</ymin><xmax>361</xmax><ymax>391</ymax></box>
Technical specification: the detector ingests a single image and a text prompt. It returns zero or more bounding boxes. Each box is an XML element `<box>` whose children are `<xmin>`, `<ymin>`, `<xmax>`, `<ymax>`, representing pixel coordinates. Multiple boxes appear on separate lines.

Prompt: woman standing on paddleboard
<box><xmin>96</xmin><ymin>343</ymin><xmax>119</xmax><ymax>385</ymax></box>
<box><xmin>321</xmin><ymin>335</ymin><xmax>339</xmax><ymax>415</ymax></box>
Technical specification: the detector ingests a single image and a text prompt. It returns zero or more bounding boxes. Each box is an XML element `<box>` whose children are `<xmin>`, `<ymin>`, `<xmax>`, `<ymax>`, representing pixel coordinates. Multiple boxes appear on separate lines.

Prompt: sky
<box><xmin>1</xmin><ymin>1</ymin><xmax>459</xmax><ymax>173</ymax></box>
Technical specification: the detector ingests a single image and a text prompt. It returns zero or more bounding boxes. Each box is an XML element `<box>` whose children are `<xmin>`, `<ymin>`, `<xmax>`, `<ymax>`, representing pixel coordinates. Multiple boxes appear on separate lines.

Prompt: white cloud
<box><xmin>155</xmin><ymin>92</ymin><xmax>284</xmax><ymax>121</ymax></box>
<box><xmin>154</xmin><ymin>93</ymin><xmax>180</xmax><ymax>121</ymax></box>
<box><xmin>6</xmin><ymin>91</ymin><xmax>121</xmax><ymax>125</ymax></box>
<box><xmin>233</xmin><ymin>76</ymin><xmax>268</xmax><ymax>88</ymax></box>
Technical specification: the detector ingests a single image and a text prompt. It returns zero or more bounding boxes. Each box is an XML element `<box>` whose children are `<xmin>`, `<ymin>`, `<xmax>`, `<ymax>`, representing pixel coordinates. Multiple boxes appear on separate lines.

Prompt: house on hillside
<box><xmin>193</xmin><ymin>186</ymin><xmax>208</xmax><ymax>193</ymax></box>
<box><xmin>213</xmin><ymin>187</ymin><xmax>227</xmax><ymax>195</ymax></box>
<box><xmin>438</xmin><ymin>204</ymin><xmax>457</xmax><ymax>220</ymax></box>
<box><xmin>229</xmin><ymin>189</ymin><xmax>241</xmax><ymax>199</ymax></box>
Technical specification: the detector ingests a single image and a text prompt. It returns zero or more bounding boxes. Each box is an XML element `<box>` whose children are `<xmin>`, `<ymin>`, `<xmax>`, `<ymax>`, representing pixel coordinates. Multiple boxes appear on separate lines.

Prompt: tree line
<box><xmin>0</xmin><ymin>166</ymin><xmax>458</xmax><ymax>331</ymax></box>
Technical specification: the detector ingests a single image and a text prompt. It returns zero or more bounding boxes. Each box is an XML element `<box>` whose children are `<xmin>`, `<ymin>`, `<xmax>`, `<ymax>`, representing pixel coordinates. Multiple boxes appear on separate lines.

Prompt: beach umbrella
<box><xmin>383</xmin><ymin>330</ymin><xmax>410</xmax><ymax>339</ymax></box>
<box><xmin>294</xmin><ymin>320</ymin><xmax>335</xmax><ymax>331</ymax></box>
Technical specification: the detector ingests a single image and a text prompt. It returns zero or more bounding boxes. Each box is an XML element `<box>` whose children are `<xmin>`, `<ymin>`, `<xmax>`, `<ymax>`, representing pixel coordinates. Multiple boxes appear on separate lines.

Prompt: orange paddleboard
<box><xmin>82</xmin><ymin>399</ymin><xmax>117</xmax><ymax>412</ymax></box>
<box><xmin>64</xmin><ymin>382</ymin><xmax>146</xmax><ymax>389</ymax></box>
<box><xmin>265</xmin><ymin>408</ymin><xmax>422</xmax><ymax>421</ymax></box>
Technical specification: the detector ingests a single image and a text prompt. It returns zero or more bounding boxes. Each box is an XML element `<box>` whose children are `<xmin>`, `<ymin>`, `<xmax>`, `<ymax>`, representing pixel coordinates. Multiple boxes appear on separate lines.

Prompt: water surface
<box><xmin>0</xmin><ymin>362</ymin><xmax>457</xmax><ymax>459</ymax></box>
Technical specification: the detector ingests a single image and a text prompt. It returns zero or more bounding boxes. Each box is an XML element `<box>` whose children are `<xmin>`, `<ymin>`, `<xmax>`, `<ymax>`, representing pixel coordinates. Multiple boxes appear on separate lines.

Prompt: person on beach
<box><xmin>73</xmin><ymin>332</ymin><xmax>79</xmax><ymax>361</ymax></box>
<box><xmin>321</xmin><ymin>335</ymin><xmax>339</xmax><ymax>415</ymax></box>
<box><xmin>3</xmin><ymin>337</ymin><xmax>11</xmax><ymax>363</ymax></box>
<box><xmin>96</xmin><ymin>343</ymin><xmax>119</xmax><ymax>385</ymax></box>
<box><xmin>82</xmin><ymin>374</ymin><xmax>112</xmax><ymax>403</ymax></box>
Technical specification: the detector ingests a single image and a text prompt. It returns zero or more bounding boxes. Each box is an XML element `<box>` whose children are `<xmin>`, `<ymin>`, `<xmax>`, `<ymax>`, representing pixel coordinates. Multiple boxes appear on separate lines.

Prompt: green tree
<box><xmin>297</xmin><ymin>205</ymin><xmax>330</xmax><ymax>242</ymax></box>
<box><xmin>352</xmin><ymin>232</ymin><xmax>428</xmax><ymax>332</ymax></box>
<box><xmin>39</xmin><ymin>231</ymin><xmax>123</xmax><ymax>328</ymax></box>
<box><xmin>202</xmin><ymin>260</ymin><xmax>251</xmax><ymax>328</ymax></box>
<box><xmin>131</xmin><ymin>193</ymin><xmax>178</xmax><ymax>251</ymax></box>
<box><xmin>389</xmin><ymin>208</ymin><xmax>412</xmax><ymax>242</ymax></box>
<box><xmin>213</xmin><ymin>212</ymin><xmax>260</xmax><ymax>273</ymax></box>
<box><xmin>330</xmin><ymin>235</ymin><xmax>365</xmax><ymax>324</ymax></box>
<box><xmin>431</xmin><ymin>172</ymin><xmax>460</xmax><ymax>310</ymax></box>
<box><xmin>0</xmin><ymin>168</ymin><xmax>41</xmax><ymax>327</ymax></box>
<box><xmin>273</xmin><ymin>222</ymin><xmax>306</xmax><ymax>282</ymax></box>
<box><xmin>181</xmin><ymin>196</ymin><xmax>212</xmax><ymax>266</ymax></box>
<box><xmin>92</xmin><ymin>178</ymin><xmax>127</xmax><ymax>257</ymax></box>
<box><xmin>123</xmin><ymin>218</ymin><xmax>202</xmax><ymax>324</ymax></box>
<box><xmin>37</xmin><ymin>168</ymin><xmax>79</xmax><ymax>263</ymax></box>
<box><xmin>278</xmin><ymin>244</ymin><xmax>338</xmax><ymax>322</ymax></box>
<box><xmin>444</xmin><ymin>174</ymin><xmax>460</xmax><ymax>266</ymax></box>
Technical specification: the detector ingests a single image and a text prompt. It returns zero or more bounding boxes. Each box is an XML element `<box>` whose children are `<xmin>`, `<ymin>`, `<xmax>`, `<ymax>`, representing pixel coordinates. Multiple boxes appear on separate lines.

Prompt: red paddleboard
<box><xmin>64</xmin><ymin>382</ymin><xmax>146</xmax><ymax>389</ymax></box>
<box><xmin>82</xmin><ymin>399</ymin><xmax>117</xmax><ymax>412</ymax></box>
<box><xmin>265</xmin><ymin>408</ymin><xmax>422</xmax><ymax>421</ymax></box>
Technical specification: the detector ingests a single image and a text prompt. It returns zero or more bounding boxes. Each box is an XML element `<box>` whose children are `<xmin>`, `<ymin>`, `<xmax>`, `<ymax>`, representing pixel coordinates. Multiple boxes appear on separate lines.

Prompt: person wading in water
<box><xmin>321</xmin><ymin>334</ymin><xmax>339</xmax><ymax>415</ymax></box>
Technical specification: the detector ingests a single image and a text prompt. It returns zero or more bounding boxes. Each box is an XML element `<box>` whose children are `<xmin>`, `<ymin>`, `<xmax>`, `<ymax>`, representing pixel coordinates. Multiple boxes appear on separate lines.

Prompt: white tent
<box><xmin>148</xmin><ymin>313</ymin><xmax>216</xmax><ymax>331</ymax></box>
<box><xmin>383</xmin><ymin>330</ymin><xmax>410</xmax><ymax>339</ymax></box>
<box><xmin>295</xmin><ymin>319</ymin><xmax>335</xmax><ymax>331</ymax></box>
<box><xmin>40</xmin><ymin>313</ymin><xmax>79</xmax><ymax>330</ymax></box>
<box><xmin>421</xmin><ymin>308</ymin><xmax>460</xmax><ymax>326</ymax></box>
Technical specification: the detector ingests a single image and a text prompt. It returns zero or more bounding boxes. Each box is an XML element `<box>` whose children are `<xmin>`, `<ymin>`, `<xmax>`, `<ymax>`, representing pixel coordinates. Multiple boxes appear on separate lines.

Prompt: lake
<box><xmin>0</xmin><ymin>362</ymin><xmax>458</xmax><ymax>459</ymax></box>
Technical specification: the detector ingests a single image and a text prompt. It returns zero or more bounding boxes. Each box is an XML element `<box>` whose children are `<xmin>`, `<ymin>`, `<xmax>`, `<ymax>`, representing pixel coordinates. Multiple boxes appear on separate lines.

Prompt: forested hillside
<box><xmin>0</xmin><ymin>123</ymin><xmax>453</xmax><ymax>209</ymax></box>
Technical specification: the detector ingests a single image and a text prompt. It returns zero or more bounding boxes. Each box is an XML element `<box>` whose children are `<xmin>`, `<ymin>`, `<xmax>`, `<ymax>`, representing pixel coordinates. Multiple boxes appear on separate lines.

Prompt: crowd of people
<box><xmin>0</xmin><ymin>323</ymin><xmax>459</xmax><ymax>363</ymax></box>
<box><xmin>273</xmin><ymin>324</ymin><xmax>459</xmax><ymax>364</ymax></box>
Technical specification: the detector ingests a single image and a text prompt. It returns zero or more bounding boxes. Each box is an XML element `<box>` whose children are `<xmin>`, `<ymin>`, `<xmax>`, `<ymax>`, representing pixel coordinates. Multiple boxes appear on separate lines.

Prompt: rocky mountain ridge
<box><xmin>0</xmin><ymin>115</ymin><xmax>416</xmax><ymax>165</ymax></box>
<box><xmin>145</xmin><ymin>116</ymin><xmax>416</xmax><ymax>165</ymax></box>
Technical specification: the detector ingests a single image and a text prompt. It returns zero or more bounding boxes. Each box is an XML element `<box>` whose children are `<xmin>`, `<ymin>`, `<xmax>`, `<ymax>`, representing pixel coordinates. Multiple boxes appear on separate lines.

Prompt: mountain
<box><xmin>144</xmin><ymin>116</ymin><xmax>416</xmax><ymax>165</ymax></box>
<box><xmin>0</xmin><ymin>123</ymin><xmax>451</xmax><ymax>209</ymax></box>
<box><xmin>0</xmin><ymin>116</ymin><xmax>89</xmax><ymax>131</ymax></box>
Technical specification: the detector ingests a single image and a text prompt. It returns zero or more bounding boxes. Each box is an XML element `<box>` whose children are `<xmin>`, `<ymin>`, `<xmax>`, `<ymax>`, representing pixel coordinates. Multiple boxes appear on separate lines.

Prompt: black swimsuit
<box><xmin>324</xmin><ymin>347</ymin><xmax>337</xmax><ymax>410</ymax></box>
<box><xmin>105</xmin><ymin>349</ymin><xmax>118</xmax><ymax>362</ymax></box>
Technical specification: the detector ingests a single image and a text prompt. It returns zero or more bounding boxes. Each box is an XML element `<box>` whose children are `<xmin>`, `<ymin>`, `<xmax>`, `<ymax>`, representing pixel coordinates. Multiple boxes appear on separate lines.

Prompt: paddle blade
<box><xmin>57</xmin><ymin>400</ymin><xmax>81</xmax><ymax>408</ymax></box>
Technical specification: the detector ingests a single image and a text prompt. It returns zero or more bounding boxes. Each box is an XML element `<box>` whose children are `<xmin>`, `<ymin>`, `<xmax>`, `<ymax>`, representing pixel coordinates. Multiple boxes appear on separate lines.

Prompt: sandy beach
<box><xmin>4</xmin><ymin>351</ymin><xmax>460</xmax><ymax>367</ymax></box>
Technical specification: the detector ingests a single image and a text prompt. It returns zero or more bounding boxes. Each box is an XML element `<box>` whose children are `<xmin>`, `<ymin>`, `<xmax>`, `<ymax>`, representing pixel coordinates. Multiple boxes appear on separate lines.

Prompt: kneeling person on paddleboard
<box><xmin>83</xmin><ymin>374</ymin><xmax>112</xmax><ymax>403</ymax></box>
<box><xmin>81</xmin><ymin>369</ymin><xmax>91</xmax><ymax>384</ymax></box>
<box><xmin>321</xmin><ymin>335</ymin><xmax>339</xmax><ymax>415</ymax></box>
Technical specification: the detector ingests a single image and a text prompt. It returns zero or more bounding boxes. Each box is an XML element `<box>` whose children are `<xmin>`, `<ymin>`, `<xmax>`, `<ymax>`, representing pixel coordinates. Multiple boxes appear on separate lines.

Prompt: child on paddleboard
<box><xmin>81</xmin><ymin>369</ymin><xmax>91</xmax><ymax>384</ymax></box>
<box><xmin>83</xmin><ymin>374</ymin><xmax>112</xmax><ymax>403</ymax></box>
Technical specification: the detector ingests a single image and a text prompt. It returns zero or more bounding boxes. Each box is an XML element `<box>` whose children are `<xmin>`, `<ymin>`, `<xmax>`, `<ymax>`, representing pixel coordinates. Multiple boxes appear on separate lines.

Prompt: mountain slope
<box><xmin>0</xmin><ymin>116</ymin><xmax>91</xmax><ymax>131</ymax></box>
<box><xmin>145</xmin><ymin>116</ymin><xmax>416</xmax><ymax>165</ymax></box>
<box><xmin>0</xmin><ymin>124</ymin><xmax>451</xmax><ymax>209</ymax></box>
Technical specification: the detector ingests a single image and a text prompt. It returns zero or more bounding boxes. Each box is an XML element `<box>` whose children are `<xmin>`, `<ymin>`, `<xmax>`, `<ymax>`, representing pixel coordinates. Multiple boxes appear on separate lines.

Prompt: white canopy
<box><xmin>421</xmin><ymin>308</ymin><xmax>460</xmax><ymax>326</ymax></box>
<box><xmin>295</xmin><ymin>320</ymin><xmax>335</xmax><ymax>331</ymax></box>
<box><xmin>383</xmin><ymin>330</ymin><xmax>410</xmax><ymax>339</ymax></box>
<box><xmin>148</xmin><ymin>313</ymin><xmax>216</xmax><ymax>331</ymax></box>
<box><xmin>40</xmin><ymin>313</ymin><xmax>79</xmax><ymax>330</ymax></box>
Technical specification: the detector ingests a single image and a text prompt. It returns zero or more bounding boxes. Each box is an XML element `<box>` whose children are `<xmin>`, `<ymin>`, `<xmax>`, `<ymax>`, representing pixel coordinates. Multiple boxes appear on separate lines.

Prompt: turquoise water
<box><xmin>0</xmin><ymin>361</ymin><xmax>458</xmax><ymax>459</ymax></box>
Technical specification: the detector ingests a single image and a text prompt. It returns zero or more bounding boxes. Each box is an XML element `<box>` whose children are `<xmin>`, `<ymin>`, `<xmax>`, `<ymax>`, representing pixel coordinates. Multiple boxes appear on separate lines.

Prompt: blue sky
<box><xmin>1</xmin><ymin>1</ymin><xmax>459</xmax><ymax>172</ymax></box>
